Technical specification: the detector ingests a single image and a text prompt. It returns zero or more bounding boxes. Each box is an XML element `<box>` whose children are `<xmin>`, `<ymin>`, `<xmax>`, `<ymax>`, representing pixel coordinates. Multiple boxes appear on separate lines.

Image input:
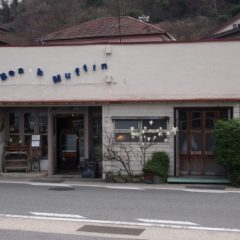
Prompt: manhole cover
<box><xmin>186</xmin><ymin>185</ymin><xmax>226</xmax><ymax>190</ymax></box>
<box><xmin>78</xmin><ymin>225</ymin><xmax>145</xmax><ymax>236</ymax></box>
<box><xmin>49</xmin><ymin>187</ymin><xmax>75</xmax><ymax>191</ymax></box>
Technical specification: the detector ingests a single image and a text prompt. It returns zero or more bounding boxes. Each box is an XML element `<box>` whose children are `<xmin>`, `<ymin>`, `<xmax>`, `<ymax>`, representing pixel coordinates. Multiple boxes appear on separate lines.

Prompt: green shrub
<box><xmin>143</xmin><ymin>151</ymin><xmax>169</xmax><ymax>181</ymax></box>
<box><xmin>214</xmin><ymin>119</ymin><xmax>240</xmax><ymax>171</ymax></box>
<box><xmin>231</xmin><ymin>169</ymin><xmax>240</xmax><ymax>187</ymax></box>
<box><xmin>214</xmin><ymin>119</ymin><xmax>240</xmax><ymax>187</ymax></box>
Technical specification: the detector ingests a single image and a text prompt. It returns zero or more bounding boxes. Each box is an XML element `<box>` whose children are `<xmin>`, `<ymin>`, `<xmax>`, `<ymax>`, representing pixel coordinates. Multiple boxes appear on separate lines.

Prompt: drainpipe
<box><xmin>48</xmin><ymin>109</ymin><xmax>54</xmax><ymax>175</ymax></box>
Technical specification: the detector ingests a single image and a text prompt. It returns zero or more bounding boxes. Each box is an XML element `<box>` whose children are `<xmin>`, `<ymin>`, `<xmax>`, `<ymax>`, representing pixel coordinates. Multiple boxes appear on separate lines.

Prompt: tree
<box><xmin>0</xmin><ymin>0</ymin><xmax>11</xmax><ymax>22</ymax></box>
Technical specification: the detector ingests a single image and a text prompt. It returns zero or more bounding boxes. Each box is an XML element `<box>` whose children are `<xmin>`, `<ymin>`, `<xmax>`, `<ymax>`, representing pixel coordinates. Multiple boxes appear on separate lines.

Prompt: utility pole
<box><xmin>118</xmin><ymin>0</ymin><xmax>122</xmax><ymax>43</ymax></box>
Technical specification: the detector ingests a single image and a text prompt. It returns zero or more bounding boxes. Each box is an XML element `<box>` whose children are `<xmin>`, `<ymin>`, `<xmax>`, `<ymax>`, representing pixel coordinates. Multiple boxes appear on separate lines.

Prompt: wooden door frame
<box><xmin>174</xmin><ymin>107</ymin><xmax>233</xmax><ymax>177</ymax></box>
<box><xmin>53</xmin><ymin>109</ymin><xmax>89</xmax><ymax>173</ymax></box>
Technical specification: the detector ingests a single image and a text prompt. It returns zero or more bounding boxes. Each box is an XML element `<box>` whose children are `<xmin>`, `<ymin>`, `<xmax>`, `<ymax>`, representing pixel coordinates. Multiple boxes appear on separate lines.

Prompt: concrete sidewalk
<box><xmin>1</xmin><ymin>217</ymin><xmax>240</xmax><ymax>240</ymax></box>
<box><xmin>1</xmin><ymin>216</ymin><xmax>240</xmax><ymax>240</ymax></box>
<box><xmin>0</xmin><ymin>172</ymin><xmax>239</xmax><ymax>192</ymax></box>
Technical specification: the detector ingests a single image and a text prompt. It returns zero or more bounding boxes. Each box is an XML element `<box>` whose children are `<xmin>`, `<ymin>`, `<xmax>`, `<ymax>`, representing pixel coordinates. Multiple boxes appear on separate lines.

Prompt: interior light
<box><xmin>116</xmin><ymin>134</ymin><xmax>125</xmax><ymax>142</ymax></box>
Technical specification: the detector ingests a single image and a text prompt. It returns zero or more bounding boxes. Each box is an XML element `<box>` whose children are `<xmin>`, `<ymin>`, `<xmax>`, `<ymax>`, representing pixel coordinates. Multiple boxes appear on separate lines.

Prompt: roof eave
<box><xmin>40</xmin><ymin>32</ymin><xmax>171</xmax><ymax>42</ymax></box>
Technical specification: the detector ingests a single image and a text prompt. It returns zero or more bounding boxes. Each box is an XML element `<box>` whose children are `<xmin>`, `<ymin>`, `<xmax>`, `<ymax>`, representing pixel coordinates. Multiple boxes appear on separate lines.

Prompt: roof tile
<box><xmin>40</xmin><ymin>16</ymin><xmax>170</xmax><ymax>42</ymax></box>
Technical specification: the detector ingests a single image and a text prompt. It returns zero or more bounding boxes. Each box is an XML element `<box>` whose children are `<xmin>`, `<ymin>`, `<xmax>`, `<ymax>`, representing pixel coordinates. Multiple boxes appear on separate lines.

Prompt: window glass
<box><xmin>220</xmin><ymin>109</ymin><xmax>229</xmax><ymax>120</ymax></box>
<box><xmin>41</xmin><ymin>135</ymin><xmax>48</xmax><ymax>157</ymax></box>
<box><xmin>9</xmin><ymin>112</ymin><xmax>20</xmax><ymax>133</ymax></box>
<box><xmin>144</xmin><ymin>133</ymin><xmax>165</xmax><ymax>142</ymax></box>
<box><xmin>191</xmin><ymin>133</ymin><xmax>201</xmax><ymax>151</ymax></box>
<box><xmin>9</xmin><ymin>135</ymin><xmax>20</xmax><ymax>144</ymax></box>
<box><xmin>91</xmin><ymin>110</ymin><xmax>102</xmax><ymax>159</ymax></box>
<box><xmin>205</xmin><ymin>112</ymin><xmax>216</xmax><ymax>129</ymax></box>
<box><xmin>39</xmin><ymin>113</ymin><xmax>48</xmax><ymax>134</ymax></box>
<box><xmin>24</xmin><ymin>135</ymin><xmax>32</xmax><ymax>146</ymax></box>
<box><xmin>205</xmin><ymin>133</ymin><xmax>214</xmax><ymax>152</ymax></box>
<box><xmin>191</xmin><ymin>112</ymin><xmax>201</xmax><ymax>129</ymax></box>
<box><xmin>142</xmin><ymin>119</ymin><xmax>167</xmax><ymax>130</ymax></box>
<box><xmin>24</xmin><ymin>113</ymin><xmax>35</xmax><ymax>133</ymax></box>
<box><xmin>114</xmin><ymin>118</ymin><xmax>169</xmax><ymax>143</ymax></box>
<box><xmin>115</xmin><ymin>133</ymin><xmax>138</xmax><ymax>142</ymax></box>
<box><xmin>179</xmin><ymin>132</ymin><xmax>188</xmax><ymax>153</ymax></box>
<box><xmin>179</xmin><ymin>111</ymin><xmax>187</xmax><ymax>130</ymax></box>
<box><xmin>115</xmin><ymin>120</ymin><xmax>138</xmax><ymax>130</ymax></box>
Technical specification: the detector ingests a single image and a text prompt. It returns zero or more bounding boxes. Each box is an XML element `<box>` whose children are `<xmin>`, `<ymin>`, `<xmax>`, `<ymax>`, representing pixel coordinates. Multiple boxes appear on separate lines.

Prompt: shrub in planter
<box><xmin>142</xmin><ymin>168</ymin><xmax>154</xmax><ymax>184</ymax></box>
<box><xmin>143</xmin><ymin>151</ymin><xmax>169</xmax><ymax>183</ymax></box>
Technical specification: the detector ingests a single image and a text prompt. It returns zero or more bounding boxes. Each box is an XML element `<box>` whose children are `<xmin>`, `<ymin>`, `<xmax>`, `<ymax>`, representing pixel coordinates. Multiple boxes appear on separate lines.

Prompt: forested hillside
<box><xmin>1</xmin><ymin>0</ymin><xmax>240</xmax><ymax>43</ymax></box>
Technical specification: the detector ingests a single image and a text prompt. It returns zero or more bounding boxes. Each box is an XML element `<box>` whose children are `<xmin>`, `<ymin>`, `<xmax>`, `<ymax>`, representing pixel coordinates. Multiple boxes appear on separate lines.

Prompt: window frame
<box><xmin>7</xmin><ymin>109</ymin><xmax>48</xmax><ymax>158</ymax></box>
<box><xmin>113</xmin><ymin>117</ymin><xmax>169</xmax><ymax>143</ymax></box>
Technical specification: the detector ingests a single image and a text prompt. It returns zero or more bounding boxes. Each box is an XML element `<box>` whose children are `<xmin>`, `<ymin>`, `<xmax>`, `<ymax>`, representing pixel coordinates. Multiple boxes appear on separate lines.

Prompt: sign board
<box><xmin>82</xmin><ymin>161</ymin><xmax>96</xmax><ymax>178</ymax></box>
<box><xmin>31</xmin><ymin>135</ymin><xmax>40</xmax><ymax>147</ymax></box>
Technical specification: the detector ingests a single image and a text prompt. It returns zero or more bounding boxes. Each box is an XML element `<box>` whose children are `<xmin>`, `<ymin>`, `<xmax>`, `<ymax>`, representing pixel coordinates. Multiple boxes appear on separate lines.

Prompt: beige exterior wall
<box><xmin>0</xmin><ymin>41</ymin><xmax>240</xmax><ymax>102</ymax></box>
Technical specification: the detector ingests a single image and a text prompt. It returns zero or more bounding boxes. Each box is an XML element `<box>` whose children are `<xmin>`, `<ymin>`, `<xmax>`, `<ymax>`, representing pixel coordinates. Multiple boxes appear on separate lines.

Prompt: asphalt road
<box><xmin>0</xmin><ymin>182</ymin><xmax>240</xmax><ymax>230</ymax></box>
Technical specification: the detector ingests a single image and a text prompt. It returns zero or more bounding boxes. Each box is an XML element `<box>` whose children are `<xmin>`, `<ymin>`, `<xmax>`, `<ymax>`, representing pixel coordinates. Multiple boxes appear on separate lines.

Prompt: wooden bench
<box><xmin>4</xmin><ymin>145</ymin><xmax>29</xmax><ymax>173</ymax></box>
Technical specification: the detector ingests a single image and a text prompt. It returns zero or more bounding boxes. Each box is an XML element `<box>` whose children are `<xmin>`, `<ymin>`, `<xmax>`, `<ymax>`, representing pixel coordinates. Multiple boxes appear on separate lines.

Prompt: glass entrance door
<box><xmin>179</xmin><ymin>109</ymin><xmax>229</xmax><ymax>176</ymax></box>
<box><xmin>56</xmin><ymin>114</ymin><xmax>84</xmax><ymax>172</ymax></box>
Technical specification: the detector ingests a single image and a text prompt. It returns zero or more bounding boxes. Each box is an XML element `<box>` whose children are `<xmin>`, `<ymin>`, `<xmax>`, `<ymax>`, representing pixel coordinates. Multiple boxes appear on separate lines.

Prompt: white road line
<box><xmin>1</xmin><ymin>213</ymin><xmax>240</xmax><ymax>233</ymax></box>
<box><xmin>29</xmin><ymin>183</ymin><xmax>72</xmax><ymax>187</ymax></box>
<box><xmin>0</xmin><ymin>181</ymin><xmax>32</xmax><ymax>185</ymax></box>
<box><xmin>30</xmin><ymin>212</ymin><xmax>85</xmax><ymax>219</ymax></box>
<box><xmin>183</xmin><ymin>189</ymin><xmax>227</xmax><ymax>194</ymax></box>
<box><xmin>137</xmin><ymin>218</ymin><xmax>198</xmax><ymax>226</ymax></box>
<box><xmin>105</xmin><ymin>186</ymin><xmax>145</xmax><ymax>190</ymax></box>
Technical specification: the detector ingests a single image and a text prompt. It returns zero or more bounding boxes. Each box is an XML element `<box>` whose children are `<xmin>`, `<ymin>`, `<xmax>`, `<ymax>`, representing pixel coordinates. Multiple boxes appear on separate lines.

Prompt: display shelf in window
<box><xmin>4</xmin><ymin>145</ymin><xmax>29</xmax><ymax>173</ymax></box>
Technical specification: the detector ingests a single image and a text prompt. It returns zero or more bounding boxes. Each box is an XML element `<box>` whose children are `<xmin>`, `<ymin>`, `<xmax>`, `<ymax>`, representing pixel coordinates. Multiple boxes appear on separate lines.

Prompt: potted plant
<box><xmin>142</xmin><ymin>167</ymin><xmax>155</xmax><ymax>183</ymax></box>
<box><xmin>143</xmin><ymin>151</ymin><xmax>169</xmax><ymax>184</ymax></box>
